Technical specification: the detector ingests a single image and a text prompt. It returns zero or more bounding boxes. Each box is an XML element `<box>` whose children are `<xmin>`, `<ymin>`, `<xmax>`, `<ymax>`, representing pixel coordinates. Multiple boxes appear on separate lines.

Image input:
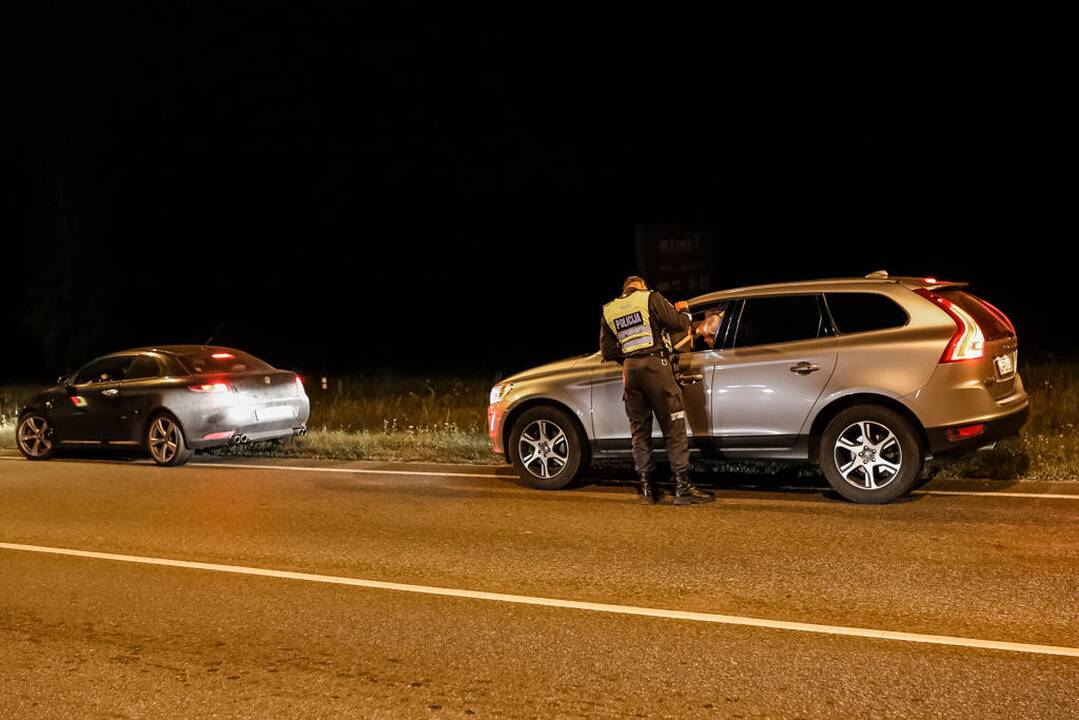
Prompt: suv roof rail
<box><xmin>865</xmin><ymin>269</ymin><xmax>889</xmax><ymax>279</ymax></box>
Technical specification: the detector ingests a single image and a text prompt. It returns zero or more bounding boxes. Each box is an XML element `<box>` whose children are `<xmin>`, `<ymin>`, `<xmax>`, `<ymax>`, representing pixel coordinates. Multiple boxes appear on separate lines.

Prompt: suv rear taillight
<box><xmin>935</xmin><ymin>288</ymin><xmax>1015</xmax><ymax>341</ymax></box>
<box><xmin>915</xmin><ymin>288</ymin><xmax>985</xmax><ymax>363</ymax></box>
<box><xmin>977</xmin><ymin>297</ymin><xmax>1016</xmax><ymax>336</ymax></box>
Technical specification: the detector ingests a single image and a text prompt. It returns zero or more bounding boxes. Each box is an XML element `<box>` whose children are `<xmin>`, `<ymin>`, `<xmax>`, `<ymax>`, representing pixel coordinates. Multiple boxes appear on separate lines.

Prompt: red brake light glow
<box><xmin>211</xmin><ymin>352</ymin><xmax>235</xmax><ymax>360</ymax></box>
<box><xmin>946</xmin><ymin>424</ymin><xmax>985</xmax><ymax>441</ymax></box>
<box><xmin>188</xmin><ymin>382</ymin><xmax>231</xmax><ymax>393</ymax></box>
<box><xmin>915</xmin><ymin>288</ymin><xmax>985</xmax><ymax>363</ymax></box>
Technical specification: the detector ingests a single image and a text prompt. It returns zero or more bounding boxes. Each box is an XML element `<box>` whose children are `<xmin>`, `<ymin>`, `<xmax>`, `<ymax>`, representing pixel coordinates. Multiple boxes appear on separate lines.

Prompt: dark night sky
<box><xmin>4</xmin><ymin>4</ymin><xmax>1071</xmax><ymax>381</ymax></box>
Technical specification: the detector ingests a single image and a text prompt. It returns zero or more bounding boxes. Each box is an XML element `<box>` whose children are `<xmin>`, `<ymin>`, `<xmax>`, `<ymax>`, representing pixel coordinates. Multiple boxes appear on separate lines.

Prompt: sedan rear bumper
<box><xmin>183</xmin><ymin>397</ymin><xmax>311</xmax><ymax>450</ymax></box>
<box><xmin>187</xmin><ymin>426</ymin><xmax>306</xmax><ymax>450</ymax></box>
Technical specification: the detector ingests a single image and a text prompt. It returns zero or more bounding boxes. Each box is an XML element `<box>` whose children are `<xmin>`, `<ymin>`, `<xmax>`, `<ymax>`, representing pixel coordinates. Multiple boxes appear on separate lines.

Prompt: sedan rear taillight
<box><xmin>915</xmin><ymin>288</ymin><xmax>985</xmax><ymax>363</ymax></box>
<box><xmin>188</xmin><ymin>382</ymin><xmax>232</xmax><ymax>393</ymax></box>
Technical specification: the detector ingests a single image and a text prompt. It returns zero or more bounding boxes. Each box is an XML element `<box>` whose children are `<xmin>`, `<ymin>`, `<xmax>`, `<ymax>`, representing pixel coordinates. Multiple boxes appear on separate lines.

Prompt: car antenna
<box><xmin>203</xmin><ymin>321</ymin><xmax>225</xmax><ymax>349</ymax></box>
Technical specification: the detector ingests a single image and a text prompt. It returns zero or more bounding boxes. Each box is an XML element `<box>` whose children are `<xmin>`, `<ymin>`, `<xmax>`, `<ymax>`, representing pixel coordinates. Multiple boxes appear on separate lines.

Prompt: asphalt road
<box><xmin>1</xmin><ymin>453</ymin><xmax>1077</xmax><ymax>719</ymax></box>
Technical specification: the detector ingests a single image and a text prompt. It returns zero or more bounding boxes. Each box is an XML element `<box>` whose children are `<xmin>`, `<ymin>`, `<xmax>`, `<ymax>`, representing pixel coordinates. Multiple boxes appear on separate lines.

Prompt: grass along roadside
<box><xmin>209</xmin><ymin>427</ymin><xmax>499</xmax><ymax>465</ymax></box>
<box><xmin>0</xmin><ymin>385</ymin><xmax>39</xmax><ymax>453</ymax></box>
<box><xmin>2</xmin><ymin>366</ymin><xmax>1077</xmax><ymax>480</ymax></box>
<box><xmin>929</xmin><ymin>362</ymin><xmax>1077</xmax><ymax>483</ymax></box>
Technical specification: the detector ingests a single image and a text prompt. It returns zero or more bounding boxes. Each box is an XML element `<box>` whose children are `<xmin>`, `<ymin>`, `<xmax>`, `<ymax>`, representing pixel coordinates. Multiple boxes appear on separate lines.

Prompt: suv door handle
<box><xmin>676</xmin><ymin>373</ymin><xmax>704</xmax><ymax>384</ymax></box>
<box><xmin>101</xmin><ymin>388</ymin><xmax>119</xmax><ymax>397</ymax></box>
<box><xmin>789</xmin><ymin>362</ymin><xmax>821</xmax><ymax>375</ymax></box>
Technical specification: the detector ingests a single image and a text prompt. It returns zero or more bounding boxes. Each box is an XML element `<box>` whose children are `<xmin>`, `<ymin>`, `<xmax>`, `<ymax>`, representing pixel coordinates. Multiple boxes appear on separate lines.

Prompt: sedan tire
<box><xmin>819</xmin><ymin>405</ymin><xmax>922</xmax><ymax>504</ymax></box>
<box><xmin>508</xmin><ymin>406</ymin><xmax>586</xmax><ymax>490</ymax></box>
<box><xmin>146</xmin><ymin>412</ymin><xmax>193</xmax><ymax>467</ymax></box>
<box><xmin>16</xmin><ymin>412</ymin><xmax>56</xmax><ymax>461</ymax></box>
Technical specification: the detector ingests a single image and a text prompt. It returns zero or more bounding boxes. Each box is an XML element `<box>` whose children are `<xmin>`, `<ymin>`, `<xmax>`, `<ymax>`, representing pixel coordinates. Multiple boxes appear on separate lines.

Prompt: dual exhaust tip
<box><xmin>228</xmin><ymin>426</ymin><xmax>307</xmax><ymax>445</ymax></box>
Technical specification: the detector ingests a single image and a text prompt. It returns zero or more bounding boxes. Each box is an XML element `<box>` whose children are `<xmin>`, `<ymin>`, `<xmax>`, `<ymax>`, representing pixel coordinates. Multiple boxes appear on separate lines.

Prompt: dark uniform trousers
<box><xmin>622</xmin><ymin>354</ymin><xmax>690</xmax><ymax>475</ymax></box>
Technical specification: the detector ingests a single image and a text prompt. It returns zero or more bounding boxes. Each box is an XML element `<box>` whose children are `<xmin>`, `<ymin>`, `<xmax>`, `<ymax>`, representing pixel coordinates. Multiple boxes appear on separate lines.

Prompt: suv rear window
<box><xmin>179</xmin><ymin>350</ymin><xmax>273</xmax><ymax>374</ymax></box>
<box><xmin>735</xmin><ymin>295</ymin><xmax>826</xmax><ymax>347</ymax></box>
<box><xmin>825</xmin><ymin>293</ymin><xmax>909</xmax><ymax>334</ymax></box>
<box><xmin>936</xmin><ymin>290</ymin><xmax>1014</xmax><ymax>341</ymax></box>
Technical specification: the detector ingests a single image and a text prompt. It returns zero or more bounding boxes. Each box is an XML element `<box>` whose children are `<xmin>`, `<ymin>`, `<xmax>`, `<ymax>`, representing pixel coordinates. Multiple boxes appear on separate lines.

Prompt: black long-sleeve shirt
<box><xmin>599</xmin><ymin>288</ymin><xmax>690</xmax><ymax>362</ymax></box>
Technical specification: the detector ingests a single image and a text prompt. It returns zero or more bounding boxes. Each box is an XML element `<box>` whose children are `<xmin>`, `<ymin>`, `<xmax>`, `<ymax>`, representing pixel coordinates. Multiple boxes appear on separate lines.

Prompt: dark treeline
<box><xmin>4</xmin><ymin>5</ymin><xmax>1070</xmax><ymax>381</ymax></box>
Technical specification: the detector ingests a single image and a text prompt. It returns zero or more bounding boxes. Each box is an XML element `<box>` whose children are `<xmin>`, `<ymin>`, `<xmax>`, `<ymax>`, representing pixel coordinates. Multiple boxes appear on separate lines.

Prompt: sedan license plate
<box><xmin>257</xmin><ymin>405</ymin><xmax>296</xmax><ymax>422</ymax></box>
<box><xmin>994</xmin><ymin>353</ymin><xmax>1015</xmax><ymax>377</ymax></box>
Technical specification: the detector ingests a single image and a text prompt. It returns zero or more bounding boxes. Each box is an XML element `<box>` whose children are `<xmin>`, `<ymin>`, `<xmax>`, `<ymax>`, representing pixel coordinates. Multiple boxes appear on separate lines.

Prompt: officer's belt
<box><xmin>625</xmin><ymin>349</ymin><xmax>669</xmax><ymax>360</ymax></box>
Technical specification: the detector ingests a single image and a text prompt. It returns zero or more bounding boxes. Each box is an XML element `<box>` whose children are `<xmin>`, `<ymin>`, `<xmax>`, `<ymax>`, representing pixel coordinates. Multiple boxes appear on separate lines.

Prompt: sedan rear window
<box><xmin>179</xmin><ymin>350</ymin><xmax>273</xmax><ymax>374</ymax></box>
<box><xmin>825</xmin><ymin>293</ymin><xmax>909</xmax><ymax>334</ymax></box>
<box><xmin>124</xmin><ymin>355</ymin><xmax>163</xmax><ymax>380</ymax></box>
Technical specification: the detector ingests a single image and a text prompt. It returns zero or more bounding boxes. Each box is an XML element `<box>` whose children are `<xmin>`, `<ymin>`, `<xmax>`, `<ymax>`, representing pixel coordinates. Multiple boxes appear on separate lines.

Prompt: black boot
<box><xmin>673</xmin><ymin>472</ymin><xmax>714</xmax><ymax>505</ymax></box>
<box><xmin>637</xmin><ymin>472</ymin><xmax>659</xmax><ymax>505</ymax></box>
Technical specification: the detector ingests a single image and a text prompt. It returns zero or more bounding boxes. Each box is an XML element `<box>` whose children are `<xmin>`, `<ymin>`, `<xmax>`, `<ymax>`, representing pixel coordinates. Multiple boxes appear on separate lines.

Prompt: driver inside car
<box><xmin>671</xmin><ymin>307</ymin><xmax>725</xmax><ymax>353</ymax></box>
<box><xmin>693</xmin><ymin>309</ymin><xmax>724</xmax><ymax>349</ymax></box>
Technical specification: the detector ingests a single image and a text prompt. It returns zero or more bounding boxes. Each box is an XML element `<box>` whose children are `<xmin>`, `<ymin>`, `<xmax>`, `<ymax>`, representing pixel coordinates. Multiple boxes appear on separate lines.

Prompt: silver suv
<box><xmin>487</xmin><ymin>274</ymin><xmax>1029</xmax><ymax>503</ymax></box>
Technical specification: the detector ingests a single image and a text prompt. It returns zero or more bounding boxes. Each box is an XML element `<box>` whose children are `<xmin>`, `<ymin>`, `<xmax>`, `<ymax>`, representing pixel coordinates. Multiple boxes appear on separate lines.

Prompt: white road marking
<box><xmin>173</xmin><ymin>462</ymin><xmax>1079</xmax><ymax>499</ymax></box>
<box><xmin>2</xmin><ymin>455</ymin><xmax>1077</xmax><ymax>500</ymax></box>
<box><xmin>0</xmin><ymin>455</ymin><xmax>509</xmax><ymax>480</ymax></box>
<box><xmin>190</xmin><ymin>460</ymin><xmax>509</xmax><ymax>480</ymax></box>
<box><xmin>776</xmin><ymin>484</ymin><xmax>1079</xmax><ymax>501</ymax></box>
<box><xmin>916</xmin><ymin>489</ymin><xmax>1079</xmax><ymax>500</ymax></box>
<box><xmin>1</xmin><ymin>542</ymin><xmax>1076</xmax><ymax>659</ymax></box>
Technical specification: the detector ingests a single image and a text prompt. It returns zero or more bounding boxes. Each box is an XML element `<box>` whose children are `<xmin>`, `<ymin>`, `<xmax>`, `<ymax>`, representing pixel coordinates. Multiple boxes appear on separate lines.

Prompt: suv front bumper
<box><xmin>488</xmin><ymin>403</ymin><xmax>506</xmax><ymax>456</ymax></box>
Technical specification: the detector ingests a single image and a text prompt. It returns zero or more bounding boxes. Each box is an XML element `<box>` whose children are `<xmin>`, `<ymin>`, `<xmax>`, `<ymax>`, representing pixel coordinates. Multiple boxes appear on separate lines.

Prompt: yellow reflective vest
<box><xmin>603</xmin><ymin>290</ymin><xmax>657</xmax><ymax>356</ymax></box>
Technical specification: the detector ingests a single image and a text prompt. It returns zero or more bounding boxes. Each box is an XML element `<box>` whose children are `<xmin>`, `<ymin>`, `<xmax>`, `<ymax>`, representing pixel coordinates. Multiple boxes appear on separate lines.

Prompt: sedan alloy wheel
<box><xmin>17</xmin><ymin>414</ymin><xmax>54</xmax><ymax>459</ymax></box>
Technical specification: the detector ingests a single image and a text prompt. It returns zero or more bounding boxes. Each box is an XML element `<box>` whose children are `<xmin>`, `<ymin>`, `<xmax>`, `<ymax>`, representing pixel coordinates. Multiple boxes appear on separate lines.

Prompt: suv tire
<box><xmin>509</xmin><ymin>406</ymin><xmax>586</xmax><ymax>490</ymax></box>
<box><xmin>819</xmin><ymin>405</ymin><xmax>922</xmax><ymax>504</ymax></box>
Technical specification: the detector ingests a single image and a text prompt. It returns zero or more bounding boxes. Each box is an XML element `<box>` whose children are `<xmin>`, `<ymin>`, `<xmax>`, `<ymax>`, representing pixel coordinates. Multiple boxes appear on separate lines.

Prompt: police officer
<box><xmin>600</xmin><ymin>276</ymin><xmax>715</xmax><ymax>505</ymax></box>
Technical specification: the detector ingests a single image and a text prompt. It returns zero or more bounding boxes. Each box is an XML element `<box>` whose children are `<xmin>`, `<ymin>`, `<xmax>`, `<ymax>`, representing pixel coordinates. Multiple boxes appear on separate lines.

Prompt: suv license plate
<box><xmin>995</xmin><ymin>354</ymin><xmax>1015</xmax><ymax>377</ymax></box>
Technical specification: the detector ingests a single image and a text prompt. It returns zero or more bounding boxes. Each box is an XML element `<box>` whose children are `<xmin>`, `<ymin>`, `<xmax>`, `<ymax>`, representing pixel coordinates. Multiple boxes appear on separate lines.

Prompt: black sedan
<box><xmin>16</xmin><ymin>346</ymin><xmax>310</xmax><ymax>466</ymax></box>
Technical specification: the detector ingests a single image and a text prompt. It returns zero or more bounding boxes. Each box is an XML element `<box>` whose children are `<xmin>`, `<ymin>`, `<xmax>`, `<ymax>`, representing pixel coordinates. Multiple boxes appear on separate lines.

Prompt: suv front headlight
<box><xmin>489</xmin><ymin>382</ymin><xmax>515</xmax><ymax>405</ymax></box>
